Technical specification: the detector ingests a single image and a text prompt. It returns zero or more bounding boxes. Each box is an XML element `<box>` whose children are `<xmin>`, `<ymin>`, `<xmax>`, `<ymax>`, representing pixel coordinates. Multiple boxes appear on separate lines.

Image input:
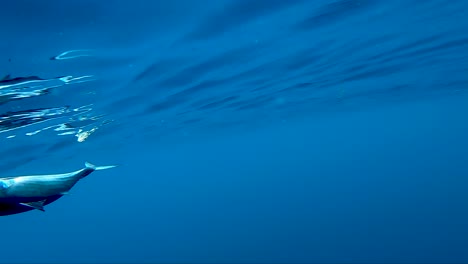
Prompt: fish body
<box><xmin>0</xmin><ymin>162</ymin><xmax>115</xmax><ymax>215</ymax></box>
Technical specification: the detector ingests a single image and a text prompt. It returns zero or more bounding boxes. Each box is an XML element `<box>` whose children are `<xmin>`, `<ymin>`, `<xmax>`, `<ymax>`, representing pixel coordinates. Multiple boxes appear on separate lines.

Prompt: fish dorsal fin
<box><xmin>1</xmin><ymin>74</ymin><xmax>11</xmax><ymax>81</ymax></box>
<box><xmin>20</xmin><ymin>200</ymin><xmax>46</xmax><ymax>212</ymax></box>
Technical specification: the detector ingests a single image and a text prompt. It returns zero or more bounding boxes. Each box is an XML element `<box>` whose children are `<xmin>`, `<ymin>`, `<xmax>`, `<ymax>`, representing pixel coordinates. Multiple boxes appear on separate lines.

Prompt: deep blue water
<box><xmin>1</xmin><ymin>0</ymin><xmax>468</xmax><ymax>263</ymax></box>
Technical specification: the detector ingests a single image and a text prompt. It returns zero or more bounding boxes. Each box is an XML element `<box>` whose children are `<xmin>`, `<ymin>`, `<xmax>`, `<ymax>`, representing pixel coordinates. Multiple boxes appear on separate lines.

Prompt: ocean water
<box><xmin>1</xmin><ymin>0</ymin><xmax>468</xmax><ymax>263</ymax></box>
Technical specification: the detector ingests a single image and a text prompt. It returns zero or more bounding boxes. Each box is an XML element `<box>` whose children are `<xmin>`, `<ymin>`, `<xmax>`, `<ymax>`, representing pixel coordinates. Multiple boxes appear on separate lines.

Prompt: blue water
<box><xmin>1</xmin><ymin>0</ymin><xmax>468</xmax><ymax>262</ymax></box>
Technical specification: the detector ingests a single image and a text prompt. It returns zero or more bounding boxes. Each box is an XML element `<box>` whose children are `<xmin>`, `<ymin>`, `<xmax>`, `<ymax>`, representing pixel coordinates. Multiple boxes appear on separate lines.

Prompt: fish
<box><xmin>0</xmin><ymin>162</ymin><xmax>116</xmax><ymax>216</ymax></box>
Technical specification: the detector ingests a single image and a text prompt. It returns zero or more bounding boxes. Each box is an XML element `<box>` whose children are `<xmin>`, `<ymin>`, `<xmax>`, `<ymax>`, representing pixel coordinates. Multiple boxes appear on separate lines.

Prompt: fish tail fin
<box><xmin>85</xmin><ymin>161</ymin><xmax>117</xmax><ymax>171</ymax></box>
